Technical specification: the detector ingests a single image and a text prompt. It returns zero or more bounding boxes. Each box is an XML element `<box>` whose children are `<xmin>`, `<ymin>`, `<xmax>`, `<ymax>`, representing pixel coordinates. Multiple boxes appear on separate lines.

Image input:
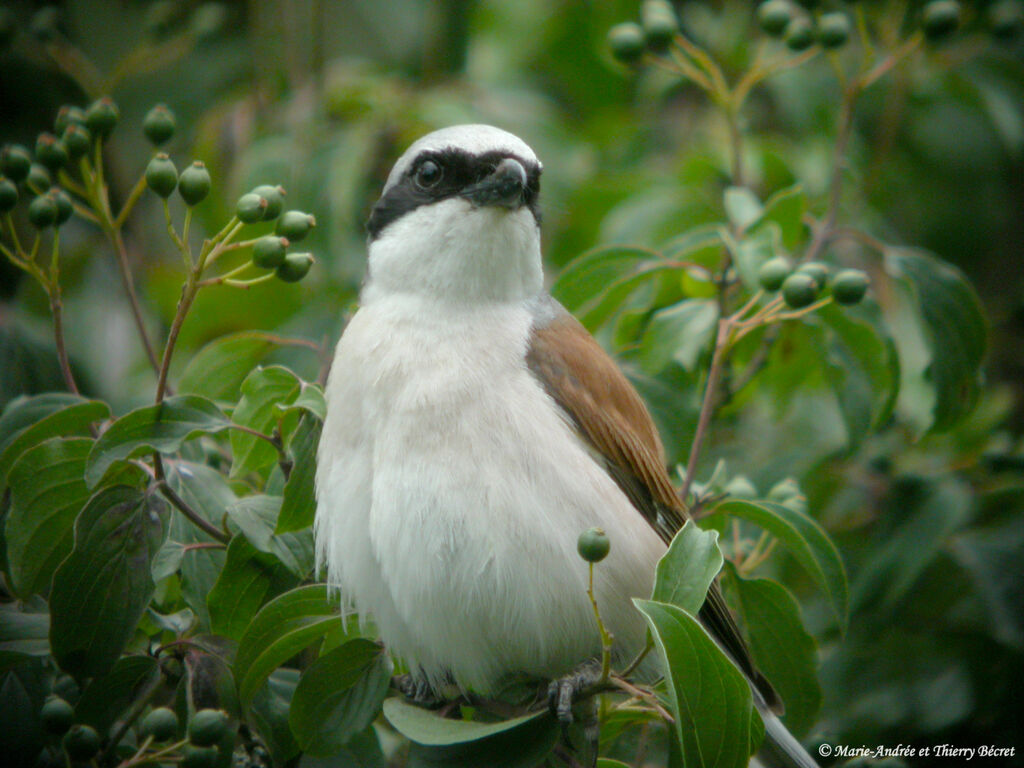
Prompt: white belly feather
<box><xmin>315</xmin><ymin>293</ymin><xmax>666</xmax><ymax>694</ymax></box>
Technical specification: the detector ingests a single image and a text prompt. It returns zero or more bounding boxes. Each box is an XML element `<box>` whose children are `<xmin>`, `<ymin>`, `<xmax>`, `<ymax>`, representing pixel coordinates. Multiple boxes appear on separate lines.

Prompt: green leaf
<box><xmin>653</xmin><ymin>520</ymin><xmax>724</xmax><ymax>615</ymax></box>
<box><xmin>235</xmin><ymin>585</ymin><xmax>343</xmax><ymax>707</ymax></box>
<box><xmin>883</xmin><ymin>247</ymin><xmax>987</xmax><ymax>432</ymax></box>
<box><xmin>208</xmin><ymin>536</ymin><xmax>297</xmax><ymax>641</ymax></box>
<box><xmin>0</xmin><ymin>394</ymin><xmax>108</xmax><ymax>485</ymax></box>
<box><xmin>724</xmin><ymin>187</ymin><xmax>764</xmax><ymax>231</ymax></box>
<box><xmin>754</xmin><ymin>184</ymin><xmax>807</xmax><ymax>250</ymax></box>
<box><xmin>75</xmin><ymin>655</ymin><xmax>159</xmax><ymax>736</ymax></box>
<box><xmin>0</xmin><ymin>605</ymin><xmax>49</xmax><ymax>673</ymax></box>
<box><xmin>639</xmin><ymin>299</ymin><xmax>718</xmax><ymax>374</ymax></box>
<box><xmin>724</xmin><ymin>565</ymin><xmax>822</xmax><ymax>737</ymax></box>
<box><xmin>277</xmin><ymin>384</ymin><xmax>327</xmax><ymax>423</ymax></box>
<box><xmin>816</xmin><ymin>304</ymin><xmax>900</xmax><ymax>447</ymax></box>
<box><xmin>227</xmin><ymin>494</ymin><xmax>313</xmax><ymax>576</ymax></box>
<box><xmin>707</xmin><ymin>500</ymin><xmax>848</xmax><ymax>631</ymax></box>
<box><xmin>384</xmin><ymin>699</ymin><xmax>559</xmax><ymax>768</ymax></box>
<box><xmin>552</xmin><ymin>246</ymin><xmax>652</xmax><ymax>313</ymax></box>
<box><xmin>230</xmin><ymin>366</ymin><xmax>301</xmax><ymax>479</ymax></box>
<box><xmin>86</xmin><ymin>396</ymin><xmax>233</xmax><ymax>486</ymax></box>
<box><xmin>178</xmin><ymin>331</ymin><xmax>279</xmax><ymax>401</ymax></box>
<box><xmin>634</xmin><ymin>599</ymin><xmax>756</xmax><ymax>768</ymax></box>
<box><xmin>165</xmin><ymin>462</ymin><xmax>233</xmax><ymax>629</ymax></box>
<box><xmin>49</xmin><ymin>485</ymin><xmax>166</xmax><ymax>677</ymax></box>
<box><xmin>251</xmin><ymin>668</ymin><xmax>301</xmax><ymax>764</ymax></box>
<box><xmin>5</xmin><ymin>437</ymin><xmax>92</xmax><ymax>597</ymax></box>
<box><xmin>277</xmin><ymin>418</ymin><xmax>322</xmax><ymax>534</ymax></box>
<box><xmin>289</xmin><ymin>639</ymin><xmax>391</xmax><ymax>755</ymax></box>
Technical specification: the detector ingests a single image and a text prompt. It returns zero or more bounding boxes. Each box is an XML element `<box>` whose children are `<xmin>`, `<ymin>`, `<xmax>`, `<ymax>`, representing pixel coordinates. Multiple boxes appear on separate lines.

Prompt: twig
<box><xmin>158</xmin><ymin>480</ymin><xmax>230</xmax><ymax>544</ymax></box>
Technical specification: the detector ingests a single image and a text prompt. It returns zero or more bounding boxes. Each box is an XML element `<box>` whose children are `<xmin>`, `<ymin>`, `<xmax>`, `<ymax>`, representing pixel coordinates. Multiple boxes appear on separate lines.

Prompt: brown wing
<box><xmin>526</xmin><ymin>297</ymin><xmax>782</xmax><ymax>713</ymax></box>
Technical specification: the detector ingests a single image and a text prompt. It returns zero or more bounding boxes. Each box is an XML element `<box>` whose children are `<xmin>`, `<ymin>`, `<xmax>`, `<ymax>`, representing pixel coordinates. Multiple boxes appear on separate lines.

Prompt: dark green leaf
<box><xmin>724</xmin><ymin>565</ymin><xmax>822</xmax><ymax>737</ymax></box>
<box><xmin>230</xmin><ymin>366</ymin><xmax>301</xmax><ymax>478</ymax></box>
<box><xmin>208</xmin><ymin>536</ymin><xmax>297</xmax><ymax>641</ymax></box>
<box><xmin>86</xmin><ymin>396</ymin><xmax>233</xmax><ymax>486</ymax></box>
<box><xmin>552</xmin><ymin>246</ymin><xmax>653</xmax><ymax>313</ymax></box>
<box><xmin>298</xmin><ymin>727</ymin><xmax>385</xmax><ymax>768</ymax></box>
<box><xmin>883</xmin><ymin>247</ymin><xmax>987</xmax><ymax>432</ymax></box>
<box><xmin>708</xmin><ymin>500</ymin><xmax>849</xmax><ymax>630</ymax></box>
<box><xmin>277</xmin><ymin>418</ymin><xmax>322</xmax><ymax>534</ymax></box>
<box><xmin>235</xmin><ymin>585</ymin><xmax>343</xmax><ymax>706</ymax></box>
<box><xmin>634</xmin><ymin>599</ymin><xmax>756</xmax><ymax>768</ymax></box>
<box><xmin>49</xmin><ymin>485</ymin><xmax>167</xmax><ymax>677</ymax></box>
<box><xmin>277</xmin><ymin>384</ymin><xmax>326</xmax><ymax>423</ymax></box>
<box><xmin>0</xmin><ymin>661</ymin><xmax>47</xmax><ymax>768</ymax></box>
<box><xmin>0</xmin><ymin>605</ymin><xmax>49</xmax><ymax>673</ymax></box>
<box><xmin>652</xmin><ymin>520</ymin><xmax>724</xmax><ymax>615</ymax></box>
<box><xmin>227</xmin><ymin>494</ymin><xmax>313</xmax><ymax>576</ymax></box>
<box><xmin>75</xmin><ymin>655</ymin><xmax>159</xmax><ymax>736</ymax></box>
<box><xmin>639</xmin><ymin>299</ymin><xmax>717</xmax><ymax>374</ymax></box>
<box><xmin>384</xmin><ymin>698</ymin><xmax>559</xmax><ymax>768</ymax></box>
<box><xmin>0</xmin><ymin>394</ymin><xmax>108</xmax><ymax>485</ymax></box>
<box><xmin>289</xmin><ymin>639</ymin><xmax>391</xmax><ymax>755</ymax></box>
<box><xmin>250</xmin><ymin>668</ymin><xmax>301</xmax><ymax>764</ymax></box>
<box><xmin>6</xmin><ymin>437</ymin><xmax>92</xmax><ymax>596</ymax></box>
<box><xmin>178</xmin><ymin>331</ymin><xmax>279</xmax><ymax>401</ymax></box>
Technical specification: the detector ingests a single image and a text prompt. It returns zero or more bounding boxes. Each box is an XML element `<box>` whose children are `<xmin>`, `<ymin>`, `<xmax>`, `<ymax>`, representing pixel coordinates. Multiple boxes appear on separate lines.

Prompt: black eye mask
<box><xmin>367</xmin><ymin>148</ymin><xmax>542</xmax><ymax>241</ymax></box>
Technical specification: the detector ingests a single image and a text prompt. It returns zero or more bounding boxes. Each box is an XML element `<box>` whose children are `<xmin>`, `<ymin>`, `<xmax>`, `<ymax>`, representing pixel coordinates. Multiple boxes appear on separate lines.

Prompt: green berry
<box><xmin>641</xmin><ymin>0</ymin><xmax>678</xmax><ymax>52</ymax></box>
<box><xmin>62</xmin><ymin>724</ymin><xmax>101</xmax><ymax>761</ymax></box>
<box><xmin>817</xmin><ymin>12</ymin><xmax>851</xmax><ymax>49</ymax></box>
<box><xmin>236</xmin><ymin>193</ymin><xmax>267</xmax><ymax>223</ymax></box>
<box><xmin>181</xmin><ymin>745</ymin><xmax>219</xmax><ymax>768</ymax></box>
<box><xmin>30</xmin><ymin>6</ymin><xmax>64</xmax><ymax>42</ymax></box>
<box><xmin>608</xmin><ymin>22</ymin><xmax>646</xmax><ymax>64</ymax></box>
<box><xmin>796</xmin><ymin>261</ymin><xmax>829</xmax><ymax>287</ymax></box>
<box><xmin>251</xmin><ymin>184</ymin><xmax>285</xmax><ymax>220</ymax></box>
<box><xmin>922</xmin><ymin>1</ymin><xmax>960</xmax><ymax>39</ymax></box>
<box><xmin>758</xmin><ymin>0</ymin><xmax>793</xmax><ymax>37</ymax></box>
<box><xmin>51</xmin><ymin>188</ymin><xmax>73</xmax><ymax>226</ymax></box>
<box><xmin>784</xmin><ymin>16</ymin><xmax>814</xmax><ymax>50</ymax></box>
<box><xmin>275</xmin><ymin>210</ymin><xmax>316</xmax><ymax>242</ymax></box>
<box><xmin>758</xmin><ymin>257</ymin><xmax>792</xmax><ymax>292</ymax></box>
<box><xmin>27</xmin><ymin>163</ymin><xmax>52</xmax><ymax>193</ymax></box>
<box><xmin>831</xmin><ymin>269</ymin><xmax>869</xmax><ymax>305</ymax></box>
<box><xmin>143</xmin><ymin>104</ymin><xmax>176</xmax><ymax>146</ymax></box>
<box><xmin>54</xmin><ymin>106</ymin><xmax>85</xmax><ymax>136</ymax></box>
<box><xmin>767</xmin><ymin>477</ymin><xmax>801</xmax><ymax>502</ymax></box>
<box><xmin>188</xmin><ymin>708</ymin><xmax>229</xmax><ymax>747</ymax></box>
<box><xmin>146</xmin><ymin>154</ymin><xmax>178</xmax><ymax>198</ymax></box>
<box><xmin>140</xmin><ymin>707</ymin><xmax>179</xmax><ymax>742</ymax></box>
<box><xmin>85</xmin><ymin>97</ymin><xmax>120</xmax><ymax>138</ymax></box>
<box><xmin>40</xmin><ymin>696</ymin><xmax>74</xmax><ymax>736</ymax></box>
<box><xmin>781</xmin><ymin>272</ymin><xmax>819</xmax><ymax>308</ymax></box>
<box><xmin>0</xmin><ymin>178</ymin><xmax>17</xmax><ymax>212</ymax></box>
<box><xmin>28</xmin><ymin>194</ymin><xmax>58</xmax><ymax>228</ymax></box>
<box><xmin>35</xmin><ymin>133</ymin><xmax>68</xmax><ymax>172</ymax></box>
<box><xmin>252</xmin><ymin>235</ymin><xmax>288</xmax><ymax>269</ymax></box>
<box><xmin>178</xmin><ymin>161</ymin><xmax>211</xmax><ymax>206</ymax></box>
<box><xmin>2</xmin><ymin>145</ymin><xmax>32</xmax><ymax>182</ymax></box>
<box><xmin>62</xmin><ymin>124</ymin><xmax>91</xmax><ymax>159</ymax></box>
<box><xmin>577</xmin><ymin>527</ymin><xmax>611</xmax><ymax>563</ymax></box>
<box><xmin>990</xmin><ymin>1</ymin><xmax>1024</xmax><ymax>39</ymax></box>
<box><xmin>275</xmin><ymin>252</ymin><xmax>314</xmax><ymax>283</ymax></box>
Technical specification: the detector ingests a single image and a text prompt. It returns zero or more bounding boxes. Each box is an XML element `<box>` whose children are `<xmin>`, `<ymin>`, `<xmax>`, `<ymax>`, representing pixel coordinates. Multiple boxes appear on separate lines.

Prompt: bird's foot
<box><xmin>392</xmin><ymin>673</ymin><xmax>445</xmax><ymax>709</ymax></box>
<box><xmin>547</xmin><ymin>661</ymin><xmax>602</xmax><ymax>768</ymax></box>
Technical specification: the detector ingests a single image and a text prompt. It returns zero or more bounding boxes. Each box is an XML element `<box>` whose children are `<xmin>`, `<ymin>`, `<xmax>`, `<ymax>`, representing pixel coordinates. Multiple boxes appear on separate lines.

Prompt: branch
<box><xmin>158</xmin><ymin>479</ymin><xmax>230</xmax><ymax>544</ymax></box>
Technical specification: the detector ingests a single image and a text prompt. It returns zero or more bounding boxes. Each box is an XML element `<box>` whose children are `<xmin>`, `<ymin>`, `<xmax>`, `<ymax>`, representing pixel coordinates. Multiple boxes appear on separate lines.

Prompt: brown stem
<box><xmin>111</xmin><ymin>227</ymin><xmax>163</xmax><ymax>376</ymax></box>
<box><xmin>155</xmin><ymin>277</ymin><xmax>199</xmax><ymax>403</ymax></box>
<box><xmin>158</xmin><ymin>479</ymin><xmax>230</xmax><ymax>543</ymax></box>
<box><xmin>679</xmin><ymin>319</ymin><xmax>732</xmax><ymax>507</ymax></box>
<box><xmin>48</xmin><ymin>285</ymin><xmax>80</xmax><ymax>396</ymax></box>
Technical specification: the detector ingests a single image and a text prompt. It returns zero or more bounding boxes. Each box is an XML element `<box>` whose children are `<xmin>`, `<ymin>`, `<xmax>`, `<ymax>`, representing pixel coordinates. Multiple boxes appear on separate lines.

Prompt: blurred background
<box><xmin>1</xmin><ymin>0</ymin><xmax>1022</xmax><ymax>765</ymax></box>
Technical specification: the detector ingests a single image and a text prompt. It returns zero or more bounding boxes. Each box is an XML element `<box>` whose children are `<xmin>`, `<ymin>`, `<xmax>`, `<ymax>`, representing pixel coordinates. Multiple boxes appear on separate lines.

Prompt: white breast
<box><xmin>315</xmin><ymin>291</ymin><xmax>666</xmax><ymax>694</ymax></box>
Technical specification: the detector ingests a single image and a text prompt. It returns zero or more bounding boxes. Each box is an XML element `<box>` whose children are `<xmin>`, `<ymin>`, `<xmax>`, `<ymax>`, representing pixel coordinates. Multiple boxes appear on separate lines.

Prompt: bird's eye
<box><xmin>415</xmin><ymin>160</ymin><xmax>443</xmax><ymax>189</ymax></box>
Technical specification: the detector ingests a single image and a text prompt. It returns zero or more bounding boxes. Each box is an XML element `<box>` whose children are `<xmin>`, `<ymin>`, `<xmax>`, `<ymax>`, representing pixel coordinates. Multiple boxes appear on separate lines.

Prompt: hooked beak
<box><xmin>460</xmin><ymin>157</ymin><xmax>527</xmax><ymax>209</ymax></box>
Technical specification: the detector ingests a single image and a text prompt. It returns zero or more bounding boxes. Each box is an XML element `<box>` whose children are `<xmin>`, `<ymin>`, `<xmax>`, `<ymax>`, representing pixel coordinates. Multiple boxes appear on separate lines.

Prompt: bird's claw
<box><xmin>547</xmin><ymin>662</ymin><xmax>602</xmax><ymax>767</ymax></box>
<box><xmin>393</xmin><ymin>674</ymin><xmax>444</xmax><ymax>708</ymax></box>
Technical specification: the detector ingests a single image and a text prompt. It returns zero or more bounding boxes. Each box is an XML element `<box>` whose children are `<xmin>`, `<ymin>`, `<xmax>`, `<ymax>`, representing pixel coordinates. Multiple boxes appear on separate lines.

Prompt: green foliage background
<box><xmin>1</xmin><ymin>1</ymin><xmax>1023</xmax><ymax>767</ymax></box>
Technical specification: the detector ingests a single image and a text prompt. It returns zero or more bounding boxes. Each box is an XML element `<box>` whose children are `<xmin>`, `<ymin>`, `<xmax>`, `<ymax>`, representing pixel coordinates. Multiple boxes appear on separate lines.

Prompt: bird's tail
<box><xmin>752</xmin><ymin>688</ymin><xmax>821</xmax><ymax>768</ymax></box>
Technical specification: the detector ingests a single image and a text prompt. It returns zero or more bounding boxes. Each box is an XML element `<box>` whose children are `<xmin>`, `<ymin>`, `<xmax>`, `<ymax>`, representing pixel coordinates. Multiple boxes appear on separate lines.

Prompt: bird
<box><xmin>314</xmin><ymin>124</ymin><xmax>819</xmax><ymax>768</ymax></box>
